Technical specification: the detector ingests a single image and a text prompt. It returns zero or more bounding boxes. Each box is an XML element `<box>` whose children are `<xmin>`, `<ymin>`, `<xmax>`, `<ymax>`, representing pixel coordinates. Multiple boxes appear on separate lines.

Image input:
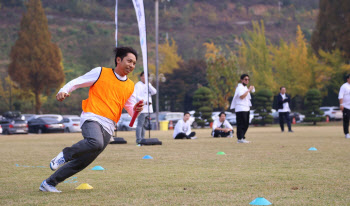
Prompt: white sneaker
<box><xmin>345</xmin><ymin>134</ymin><xmax>350</xmax><ymax>139</ymax></box>
<box><xmin>242</xmin><ymin>139</ymin><xmax>250</xmax><ymax>143</ymax></box>
<box><xmin>39</xmin><ymin>180</ymin><xmax>61</xmax><ymax>193</ymax></box>
<box><xmin>191</xmin><ymin>136</ymin><xmax>197</xmax><ymax>139</ymax></box>
<box><xmin>237</xmin><ymin>139</ymin><xmax>250</xmax><ymax>143</ymax></box>
<box><xmin>50</xmin><ymin>152</ymin><xmax>66</xmax><ymax>171</ymax></box>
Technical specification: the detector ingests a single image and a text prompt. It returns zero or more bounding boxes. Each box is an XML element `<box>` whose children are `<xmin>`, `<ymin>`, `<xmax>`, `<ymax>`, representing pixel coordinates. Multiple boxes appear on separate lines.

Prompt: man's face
<box><xmin>219</xmin><ymin>114</ymin><xmax>226</xmax><ymax>122</ymax></box>
<box><xmin>241</xmin><ymin>76</ymin><xmax>250</xmax><ymax>84</ymax></box>
<box><xmin>184</xmin><ymin>114</ymin><xmax>190</xmax><ymax>122</ymax></box>
<box><xmin>280</xmin><ymin>87</ymin><xmax>286</xmax><ymax>94</ymax></box>
<box><xmin>116</xmin><ymin>53</ymin><xmax>136</xmax><ymax>76</ymax></box>
<box><xmin>140</xmin><ymin>74</ymin><xmax>145</xmax><ymax>83</ymax></box>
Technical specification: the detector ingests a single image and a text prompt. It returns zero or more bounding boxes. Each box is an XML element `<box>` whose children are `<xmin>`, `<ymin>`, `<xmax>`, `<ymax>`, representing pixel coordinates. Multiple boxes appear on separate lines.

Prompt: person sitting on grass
<box><xmin>212</xmin><ymin>112</ymin><xmax>233</xmax><ymax>138</ymax></box>
<box><xmin>173</xmin><ymin>112</ymin><xmax>196</xmax><ymax>139</ymax></box>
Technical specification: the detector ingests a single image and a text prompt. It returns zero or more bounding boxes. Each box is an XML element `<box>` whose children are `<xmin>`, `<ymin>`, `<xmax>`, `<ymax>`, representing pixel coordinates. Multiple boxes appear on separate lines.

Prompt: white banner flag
<box><xmin>115</xmin><ymin>0</ymin><xmax>118</xmax><ymax>47</ymax></box>
<box><xmin>132</xmin><ymin>0</ymin><xmax>148</xmax><ymax>86</ymax></box>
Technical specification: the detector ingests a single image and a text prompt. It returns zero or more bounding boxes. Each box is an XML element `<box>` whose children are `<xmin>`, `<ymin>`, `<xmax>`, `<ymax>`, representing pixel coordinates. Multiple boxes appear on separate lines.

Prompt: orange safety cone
<box><xmin>292</xmin><ymin>117</ymin><xmax>296</xmax><ymax>124</ymax></box>
<box><xmin>326</xmin><ymin>116</ymin><xmax>329</xmax><ymax>123</ymax></box>
<box><xmin>210</xmin><ymin>122</ymin><xmax>213</xmax><ymax>128</ymax></box>
<box><xmin>169</xmin><ymin>120</ymin><xmax>174</xmax><ymax>130</ymax></box>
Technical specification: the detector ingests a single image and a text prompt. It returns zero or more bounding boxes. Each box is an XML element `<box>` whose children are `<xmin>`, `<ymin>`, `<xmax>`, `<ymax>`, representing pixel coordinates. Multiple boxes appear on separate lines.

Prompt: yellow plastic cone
<box><xmin>75</xmin><ymin>183</ymin><xmax>93</xmax><ymax>190</ymax></box>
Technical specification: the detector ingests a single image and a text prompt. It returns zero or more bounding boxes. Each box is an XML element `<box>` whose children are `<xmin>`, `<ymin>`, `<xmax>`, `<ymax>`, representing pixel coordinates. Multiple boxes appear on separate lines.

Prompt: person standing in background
<box><xmin>339</xmin><ymin>74</ymin><xmax>350</xmax><ymax>139</ymax></box>
<box><xmin>230</xmin><ymin>74</ymin><xmax>254</xmax><ymax>143</ymax></box>
<box><xmin>277</xmin><ymin>86</ymin><xmax>293</xmax><ymax>132</ymax></box>
<box><xmin>134</xmin><ymin>72</ymin><xmax>157</xmax><ymax>144</ymax></box>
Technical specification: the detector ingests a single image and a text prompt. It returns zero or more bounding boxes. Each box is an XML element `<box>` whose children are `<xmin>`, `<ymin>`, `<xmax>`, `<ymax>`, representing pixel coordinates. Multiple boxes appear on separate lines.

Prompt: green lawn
<box><xmin>1</xmin><ymin>125</ymin><xmax>349</xmax><ymax>205</ymax></box>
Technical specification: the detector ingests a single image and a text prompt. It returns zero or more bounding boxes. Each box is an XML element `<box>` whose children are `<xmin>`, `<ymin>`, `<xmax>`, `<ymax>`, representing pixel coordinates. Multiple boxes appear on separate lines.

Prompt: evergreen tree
<box><xmin>304</xmin><ymin>89</ymin><xmax>325</xmax><ymax>125</ymax></box>
<box><xmin>311</xmin><ymin>0</ymin><xmax>350</xmax><ymax>61</ymax></box>
<box><xmin>8</xmin><ymin>0</ymin><xmax>64</xmax><ymax>113</ymax></box>
<box><xmin>251</xmin><ymin>89</ymin><xmax>273</xmax><ymax>126</ymax></box>
<box><xmin>192</xmin><ymin>87</ymin><xmax>213</xmax><ymax>128</ymax></box>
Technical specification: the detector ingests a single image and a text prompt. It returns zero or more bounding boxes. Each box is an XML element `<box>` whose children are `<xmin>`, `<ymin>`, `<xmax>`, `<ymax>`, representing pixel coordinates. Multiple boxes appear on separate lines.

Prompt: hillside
<box><xmin>0</xmin><ymin>0</ymin><xmax>318</xmax><ymax>82</ymax></box>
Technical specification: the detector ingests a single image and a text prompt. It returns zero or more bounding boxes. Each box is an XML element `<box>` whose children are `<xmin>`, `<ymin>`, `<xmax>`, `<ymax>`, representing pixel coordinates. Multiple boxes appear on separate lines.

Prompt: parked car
<box><xmin>319</xmin><ymin>106</ymin><xmax>342</xmax><ymax>120</ymax></box>
<box><xmin>27</xmin><ymin>114</ymin><xmax>63</xmax><ymax>122</ymax></box>
<box><xmin>0</xmin><ymin>125</ymin><xmax>2</xmax><ymax>134</ymax></box>
<box><xmin>117</xmin><ymin>114</ymin><xmax>137</xmax><ymax>131</ymax></box>
<box><xmin>22</xmin><ymin>114</ymin><xmax>35</xmax><ymax>121</ymax></box>
<box><xmin>62</xmin><ymin>116</ymin><xmax>81</xmax><ymax>133</ymax></box>
<box><xmin>145</xmin><ymin>112</ymin><xmax>184</xmax><ymax>130</ymax></box>
<box><xmin>0</xmin><ymin>118</ymin><xmax>28</xmax><ymax>135</ymax></box>
<box><xmin>28</xmin><ymin>117</ymin><xmax>65</xmax><ymax>134</ymax></box>
<box><xmin>226</xmin><ymin>113</ymin><xmax>237</xmax><ymax>125</ymax></box>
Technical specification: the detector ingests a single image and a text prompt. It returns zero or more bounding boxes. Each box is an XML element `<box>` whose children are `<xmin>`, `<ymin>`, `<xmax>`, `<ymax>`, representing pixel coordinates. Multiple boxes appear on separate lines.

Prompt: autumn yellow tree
<box><xmin>158</xmin><ymin>38</ymin><xmax>183</xmax><ymax>74</ymax></box>
<box><xmin>0</xmin><ymin>76</ymin><xmax>36</xmax><ymax>113</ymax></box>
<box><xmin>204</xmin><ymin>42</ymin><xmax>241</xmax><ymax>110</ymax></box>
<box><xmin>272</xmin><ymin>26</ymin><xmax>331</xmax><ymax>97</ymax></box>
<box><xmin>238</xmin><ymin>21</ymin><xmax>276</xmax><ymax>92</ymax></box>
<box><xmin>8</xmin><ymin>0</ymin><xmax>64</xmax><ymax>113</ymax></box>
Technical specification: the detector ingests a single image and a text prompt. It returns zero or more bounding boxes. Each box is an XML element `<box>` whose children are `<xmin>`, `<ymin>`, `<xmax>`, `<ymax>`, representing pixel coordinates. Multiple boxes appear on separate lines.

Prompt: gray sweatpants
<box><xmin>136</xmin><ymin>113</ymin><xmax>146</xmax><ymax>144</ymax></box>
<box><xmin>46</xmin><ymin>120</ymin><xmax>111</xmax><ymax>186</ymax></box>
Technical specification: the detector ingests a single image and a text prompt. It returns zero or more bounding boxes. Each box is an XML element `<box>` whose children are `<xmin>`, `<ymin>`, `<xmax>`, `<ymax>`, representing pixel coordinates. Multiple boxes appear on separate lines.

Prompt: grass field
<box><xmin>1</xmin><ymin>124</ymin><xmax>350</xmax><ymax>205</ymax></box>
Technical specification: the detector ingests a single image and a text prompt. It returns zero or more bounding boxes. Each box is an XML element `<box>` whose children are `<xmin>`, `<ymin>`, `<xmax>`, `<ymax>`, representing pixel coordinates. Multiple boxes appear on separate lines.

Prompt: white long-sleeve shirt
<box><xmin>133</xmin><ymin>81</ymin><xmax>157</xmax><ymax>113</ymax></box>
<box><xmin>212</xmin><ymin>119</ymin><xmax>233</xmax><ymax>131</ymax></box>
<box><xmin>173</xmin><ymin>119</ymin><xmax>192</xmax><ymax>138</ymax></box>
<box><xmin>230</xmin><ymin>83</ymin><xmax>252</xmax><ymax>112</ymax></box>
<box><xmin>58</xmin><ymin>67</ymin><xmax>136</xmax><ymax>135</ymax></box>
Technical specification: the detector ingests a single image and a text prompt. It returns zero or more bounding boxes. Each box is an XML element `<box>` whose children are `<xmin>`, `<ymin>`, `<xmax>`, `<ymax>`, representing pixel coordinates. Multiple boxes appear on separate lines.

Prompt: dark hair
<box><xmin>280</xmin><ymin>86</ymin><xmax>285</xmax><ymax>90</ymax></box>
<box><xmin>219</xmin><ymin>112</ymin><xmax>226</xmax><ymax>117</ymax></box>
<box><xmin>240</xmin><ymin>74</ymin><xmax>249</xmax><ymax>80</ymax></box>
<box><xmin>346</xmin><ymin>74</ymin><xmax>350</xmax><ymax>80</ymax></box>
<box><xmin>140</xmin><ymin>71</ymin><xmax>150</xmax><ymax>77</ymax></box>
<box><xmin>184</xmin><ymin>112</ymin><xmax>190</xmax><ymax>116</ymax></box>
<box><xmin>114</xmin><ymin>47</ymin><xmax>138</xmax><ymax>67</ymax></box>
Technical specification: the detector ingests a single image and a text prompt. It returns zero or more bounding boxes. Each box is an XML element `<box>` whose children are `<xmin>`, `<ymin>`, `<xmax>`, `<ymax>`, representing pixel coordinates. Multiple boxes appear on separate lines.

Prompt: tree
<box><xmin>192</xmin><ymin>87</ymin><xmax>213</xmax><ymax>128</ymax></box>
<box><xmin>204</xmin><ymin>43</ymin><xmax>241</xmax><ymax>110</ymax></box>
<box><xmin>0</xmin><ymin>76</ymin><xmax>36</xmax><ymax>114</ymax></box>
<box><xmin>251</xmin><ymin>89</ymin><xmax>273</xmax><ymax>126</ymax></box>
<box><xmin>8</xmin><ymin>0</ymin><xmax>64</xmax><ymax>113</ymax></box>
<box><xmin>271</xmin><ymin>26</ymin><xmax>333</xmax><ymax>102</ymax></box>
<box><xmin>159</xmin><ymin>38</ymin><xmax>183</xmax><ymax>74</ymax></box>
<box><xmin>303</xmin><ymin>89</ymin><xmax>325</xmax><ymax>125</ymax></box>
<box><xmin>311</xmin><ymin>0</ymin><xmax>350</xmax><ymax>61</ymax></box>
<box><xmin>159</xmin><ymin>59</ymin><xmax>207</xmax><ymax>112</ymax></box>
<box><xmin>238</xmin><ymin>20</ymin><xmax>276</xmax><ymax>92</ymax></box>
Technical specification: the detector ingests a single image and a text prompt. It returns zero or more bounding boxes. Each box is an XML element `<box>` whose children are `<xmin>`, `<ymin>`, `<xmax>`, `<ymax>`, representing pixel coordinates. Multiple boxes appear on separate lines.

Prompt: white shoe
<box><xmin>345</xmin><ymin>134</ymin><xmax>350</xmax><ymax>139</ymax></box>
<box><xmin>191</xmin><ymin>136</ymin><xmax>197</xmax><ymax>139</ymax></box>
<box><xmin>50</xmin><ymin>152</ymin><xmax>66</xmax><ymax>171</ymax></box>
<box><xmin>39</xmin><ymin>180</ymin><xmax>62</xmax><ymax>193</ymax></box>
<box><xmin>237</xmin><ymin>139</ymin><xmax>250</xmax><ymax>143</ymax></box>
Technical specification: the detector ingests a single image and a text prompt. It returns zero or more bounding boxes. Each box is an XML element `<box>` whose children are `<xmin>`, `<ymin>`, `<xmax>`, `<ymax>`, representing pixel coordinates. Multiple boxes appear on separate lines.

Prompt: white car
<box><xmin>320</xmin><ymin>107</ymin><xmax>342</xmax><ymax>120</ymax></box>
<box><xmin>117</xmin><ymin>114</ymin><xmax>137</xmax><ymax>131</ymax></box>
<box><xmin>62</xmin><ymin>115</ymin><xmax>81</xmax><ymax>133</ymax></box>
<box><xmin>27</xmin><ymin>114</ymin><xmax>63</xmax><ymax>122</ymax></box>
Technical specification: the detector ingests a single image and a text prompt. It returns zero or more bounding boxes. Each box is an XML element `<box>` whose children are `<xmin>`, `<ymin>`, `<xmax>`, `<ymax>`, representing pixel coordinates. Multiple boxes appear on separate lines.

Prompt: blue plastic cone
<box><xmin>142</xmin><ymin>155</ymin><xmax>153</xmax><ymax>159</ymax></box>
<box><xmin>249</xmin><ymin>197</ymin><xmax>272</xmax><ymax>205</ymax></box>
<box><xmin>308</xmin><ymin>147</ymin><xmax>317</xmax><ymax>151</ymax></box>
<box><xmin>91</xmin><ymin>166</ymin><xmax>105</xmax><ymax>171</ymax></box>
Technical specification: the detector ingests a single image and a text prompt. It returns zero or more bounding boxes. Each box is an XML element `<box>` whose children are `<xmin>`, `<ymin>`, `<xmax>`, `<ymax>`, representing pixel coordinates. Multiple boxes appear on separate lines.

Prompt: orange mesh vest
<box><xmin>82</xmin><ymin>67</ymin><xmax>134</xmax><ymax>123</ymax></box>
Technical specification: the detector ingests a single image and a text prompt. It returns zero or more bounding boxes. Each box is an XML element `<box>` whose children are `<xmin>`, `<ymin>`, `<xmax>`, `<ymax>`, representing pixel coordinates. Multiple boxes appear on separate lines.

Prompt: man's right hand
<box><xmin>56</xmin><ymin>92</ymin><xmax>70</xmax><ymax>102</ymax></box>
<box><xmin>248</xmin><ymin>85</ymin><xmax>254</xmax><ymax>92</ymax></box>
<box><xmin>340</xmin><ymin>105</ymin><xmax>344</xmax><ymax>111</ymax></box>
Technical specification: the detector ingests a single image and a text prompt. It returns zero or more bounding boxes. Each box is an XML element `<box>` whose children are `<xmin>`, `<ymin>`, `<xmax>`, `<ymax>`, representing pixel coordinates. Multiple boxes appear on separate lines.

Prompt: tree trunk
<box><xmin>35</xmin><ymin>92</ymin><xmax>42</xmax><ymax>114</ymax></box>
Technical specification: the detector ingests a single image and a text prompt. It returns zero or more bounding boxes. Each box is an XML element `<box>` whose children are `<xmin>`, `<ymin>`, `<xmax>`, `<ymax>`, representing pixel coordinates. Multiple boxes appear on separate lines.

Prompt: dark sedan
<box><xmin>28</xmin><ymin>117</ymin><xmax>65</xmax><ymax>134</ymax></box>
